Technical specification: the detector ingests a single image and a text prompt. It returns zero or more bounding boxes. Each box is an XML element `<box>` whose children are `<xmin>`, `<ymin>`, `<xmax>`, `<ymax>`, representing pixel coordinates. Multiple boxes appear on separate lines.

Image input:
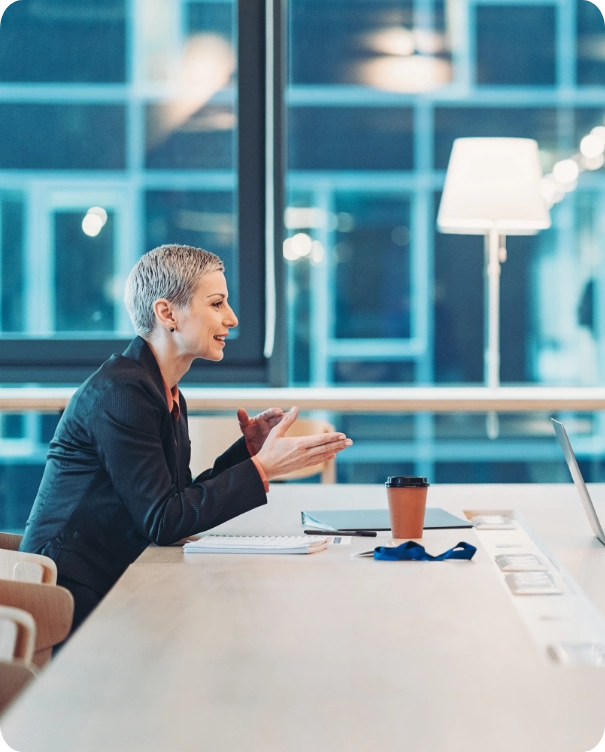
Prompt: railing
<box><xmin>0</xmin><ymin>386</ymin><xmax>604</xmax><ymax>412</ymax></box>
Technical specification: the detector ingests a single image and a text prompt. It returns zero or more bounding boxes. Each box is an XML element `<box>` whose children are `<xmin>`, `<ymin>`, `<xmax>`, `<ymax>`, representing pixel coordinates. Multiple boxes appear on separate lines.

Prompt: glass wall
<box><xmin>0</xmin><ymin>0</ymin><xmax>240</xmax><ymax>346</ymax></box>
<box><xmin>286</xmin><ymin>0</ymin><xmax>605</xmax><ymax>482</ymax></box>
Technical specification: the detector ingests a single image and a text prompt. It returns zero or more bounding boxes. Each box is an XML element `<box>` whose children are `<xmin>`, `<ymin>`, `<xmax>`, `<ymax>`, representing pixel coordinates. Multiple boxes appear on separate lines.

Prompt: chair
<box><xmin>0</xmin><ymin>605</ymin><xmax>37</xmax><ymax>715</ymax></box>
<box><xmin>0</xmin><ymin>661</ymin><xmax>37</xmax><ymax>715</ymax></box>
<box><xmin>0</xmin><ymin>531</ymin><xmax>57</xmax><ymax>585</ymax></box>
<box><xmin>188</xmin><ymin>416</ymin><xmax>337</xmax><ymax>484</ymax></box>
<box><xmin>0</xmin><ymin>533</ymin><xmax>23</xmax><ymax>551</ymax></box>
<box><xmin>0</xmin><ymin>549</ymin><xmax>57</xmax><ymax>585</ymax></box>
<box><xmin>0</xmin><ymin>579</ymin><xmax>74</xmax><ymax>668</ymax></box>
<box><xmin>0</xmin><ymin>605</ymin><xmax>36</xmax><ymax>663</ymax></box>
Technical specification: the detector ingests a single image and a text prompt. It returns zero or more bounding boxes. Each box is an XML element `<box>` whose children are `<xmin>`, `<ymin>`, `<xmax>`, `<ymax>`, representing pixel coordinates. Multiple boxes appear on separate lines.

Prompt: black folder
<box><xmin>301</xmin><ymin>508</ymin><xmax>472</xmax><ymax>531</ymax></box>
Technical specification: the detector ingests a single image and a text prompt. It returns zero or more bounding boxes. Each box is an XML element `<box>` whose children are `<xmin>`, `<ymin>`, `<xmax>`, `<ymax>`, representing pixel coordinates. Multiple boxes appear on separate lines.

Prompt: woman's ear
<box><xmin>152</xmin><ymin>298</ymin><xmax>177</xmax><ymax>331</ymax></box>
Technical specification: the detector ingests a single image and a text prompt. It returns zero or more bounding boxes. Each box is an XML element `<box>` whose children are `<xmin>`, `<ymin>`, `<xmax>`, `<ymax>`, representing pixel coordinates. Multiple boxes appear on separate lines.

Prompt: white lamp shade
<box><xmin>437</xmin><ymin>138</ymin><xmax>551</xmax><ymax>235</ymax></box>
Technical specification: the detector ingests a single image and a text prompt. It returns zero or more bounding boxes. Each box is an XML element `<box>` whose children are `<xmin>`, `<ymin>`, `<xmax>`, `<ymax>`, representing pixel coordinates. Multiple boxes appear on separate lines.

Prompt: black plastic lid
<box><xmin>385</xmin><ymin>476</ymin><xmax>430</xmax><ymax>488</ymax></box>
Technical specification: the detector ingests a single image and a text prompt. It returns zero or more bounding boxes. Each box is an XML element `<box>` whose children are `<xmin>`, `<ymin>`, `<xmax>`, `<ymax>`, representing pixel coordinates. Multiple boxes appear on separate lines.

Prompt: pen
<box><xmin>304</xmin><ymin>529</ymin><xmax>377</xmax><ymax>537</ymax></box>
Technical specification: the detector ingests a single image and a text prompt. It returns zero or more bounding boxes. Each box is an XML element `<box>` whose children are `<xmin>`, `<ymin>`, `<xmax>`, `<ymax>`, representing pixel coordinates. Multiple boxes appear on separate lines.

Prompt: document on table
<box><xmin>183</xmin><ymin>535</ymin><xmax>329</xmax><ymax>554</ymax></box>
<box><xmin>301</xmin><ymin>508</ymin><xmax>472</xmax><ymax>531</ymax></box>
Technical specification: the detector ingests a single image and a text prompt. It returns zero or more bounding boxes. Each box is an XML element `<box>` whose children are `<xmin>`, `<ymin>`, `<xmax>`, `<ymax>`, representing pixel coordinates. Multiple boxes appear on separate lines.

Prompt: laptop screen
<box><xmin>552</xmin><ymin>418</ymin><xmax>605</xmax><ymax>545</ymax></box>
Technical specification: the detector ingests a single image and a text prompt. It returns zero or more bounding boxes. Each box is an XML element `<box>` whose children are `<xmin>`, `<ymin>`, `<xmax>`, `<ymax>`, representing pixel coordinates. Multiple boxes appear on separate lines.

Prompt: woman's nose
<box><xmin>225</xmin><ymin>305</ymin><xmax>238</xmax><ymax>328</ymax></box>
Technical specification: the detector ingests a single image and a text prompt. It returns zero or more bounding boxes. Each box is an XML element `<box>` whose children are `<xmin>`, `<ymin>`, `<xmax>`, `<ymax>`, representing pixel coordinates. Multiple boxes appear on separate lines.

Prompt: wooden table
<box><xmin>3</xmin><ymin>484</ymin><xmax>605</xmax><ymax>752</ymax></box>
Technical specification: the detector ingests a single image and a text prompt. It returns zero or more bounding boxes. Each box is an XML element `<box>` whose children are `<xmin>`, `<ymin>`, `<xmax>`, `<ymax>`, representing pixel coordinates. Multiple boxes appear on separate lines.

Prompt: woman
<box><xmin>20</xmin><ymin>244</ymin><xmax>352</xmax><ymax>636</ymax></box>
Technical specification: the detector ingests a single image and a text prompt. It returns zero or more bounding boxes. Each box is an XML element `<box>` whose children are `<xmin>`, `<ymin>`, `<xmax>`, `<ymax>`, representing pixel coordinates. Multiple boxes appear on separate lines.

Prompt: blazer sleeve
<box><xmin>89</xmin><ymin>382</ymin><xmax>267</xmax><ymax>546</ymax></box>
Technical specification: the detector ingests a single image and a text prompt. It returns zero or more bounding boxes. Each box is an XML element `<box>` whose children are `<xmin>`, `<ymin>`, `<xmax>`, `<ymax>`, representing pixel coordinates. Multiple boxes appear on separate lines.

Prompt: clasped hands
<box><xmin>237</xmin><ymin>406</ymin><xmax>352</xmax><ymax>480</ymax></box>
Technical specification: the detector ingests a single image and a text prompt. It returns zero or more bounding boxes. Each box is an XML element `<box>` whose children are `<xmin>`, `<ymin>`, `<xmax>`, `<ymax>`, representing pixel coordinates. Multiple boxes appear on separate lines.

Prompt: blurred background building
<box><xmin>1</xmin><ymin>0</ymin><xmax>605</xmax><ymax>531</ymax></box>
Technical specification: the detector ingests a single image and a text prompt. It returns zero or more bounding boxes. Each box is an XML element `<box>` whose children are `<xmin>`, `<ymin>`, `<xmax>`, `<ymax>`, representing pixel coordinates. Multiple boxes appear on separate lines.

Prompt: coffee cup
<box><xmin>385</xmin><ymin>476</ymin><xmax>430</xmax><ymax>539</ymax></box>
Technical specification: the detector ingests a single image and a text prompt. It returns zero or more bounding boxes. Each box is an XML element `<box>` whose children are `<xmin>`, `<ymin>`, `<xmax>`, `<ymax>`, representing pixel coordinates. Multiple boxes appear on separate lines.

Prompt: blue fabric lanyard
<box><xmin>373</xmin><ymin>541</ymin><xmax>477</xmax><ymax>561</ymax></box>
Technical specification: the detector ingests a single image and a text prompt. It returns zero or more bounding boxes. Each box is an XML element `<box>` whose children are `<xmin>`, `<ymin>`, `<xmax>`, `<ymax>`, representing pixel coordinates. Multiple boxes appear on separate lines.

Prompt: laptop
<box><xmin>552</xmin><ymin>418</ymin><xmax>605</xmax><ymax>546</ymax></box>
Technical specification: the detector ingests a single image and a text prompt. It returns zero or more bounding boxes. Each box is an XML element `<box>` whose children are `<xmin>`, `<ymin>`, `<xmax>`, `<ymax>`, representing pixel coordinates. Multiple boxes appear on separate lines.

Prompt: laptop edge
<box><xmin>552</xmin><ymin>418</ymin><xmax>605</xmax><ymax>547</ymax></box>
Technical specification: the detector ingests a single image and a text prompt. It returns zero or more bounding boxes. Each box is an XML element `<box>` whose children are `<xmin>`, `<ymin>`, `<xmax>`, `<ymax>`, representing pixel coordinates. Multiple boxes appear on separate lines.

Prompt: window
<box><xmin>289</xmin><ymin>108</ymin><xmax>414</xmax><ymax>171</ymax></box>
<box><xmin>0</xmin><ymin>0</ymin><xmax>276</xmax><ymax>384</ymax></box>
<box><xmin>434</xmin><ymin>107</ymin><xmax>558</xmax><ymax>170</ymax></box>
<box><xmin>287</xmin><ymin>0</ymin><xmax>605</xmax><ymax>485</ymax></box>
<box><xmin>333</xmin><ymin>194</ymin><xmax>412</xmax><ymax>340</ymax></box>
<box><xmin>0</xmin><ymin>104</ymin><xmax>126</xmax><ymax>170</ymax></box>
<box><xmin>290</xmin><ymin>0</ymin><xmax>415</xmax><ymax>86</ymax></box>
<box><xmin>476</xmin><ymin>6</ymin><xmax>556</xmax><ymax>87</ymax></box>
<box><xmin>0</xmin><ymin>0</ymin><xmax>126</xmax><ymax>83</ymax></box>
<box><xmin>577</xmin><ymin>0</ymin><xmax>605</xmax><ymax>86</ymax></box>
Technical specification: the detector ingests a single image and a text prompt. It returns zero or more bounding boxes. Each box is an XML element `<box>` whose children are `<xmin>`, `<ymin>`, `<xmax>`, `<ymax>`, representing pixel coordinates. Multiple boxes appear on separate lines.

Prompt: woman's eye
<box><xmin>212</xmin><ymin>301</ymin><xmax>223</xmax><ymax>308</ymax></box>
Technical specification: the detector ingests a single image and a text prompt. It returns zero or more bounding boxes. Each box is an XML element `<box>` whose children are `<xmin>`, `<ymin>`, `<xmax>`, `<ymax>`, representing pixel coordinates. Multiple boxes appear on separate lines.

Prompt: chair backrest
<box><xmin>0</xmin><ymin>533</ymin><xmax>23</xmax><ymax>552</ymax></box>
<box><xmin>0</xmin><ymin>605</ymin><xmax>36</xmax><ymax>663</ymax></box>
<box><xmin>0</xmin><ymin>660</ymin><xmax>37</xmax><ymax>716</ymax></box>
<box><xmin>188</xmin><ymin>416</ymin><xmax>336</xmax><ymax>484</ymax></box>
<box><xmin>0</xmin><ymin>549</ymin><xmax>57</xmax><ymax>585</ymax></box>
<box><xmin>0</xmin><ymin>580</ymin><xmax>74</xmax><ymax>668</ymax></box>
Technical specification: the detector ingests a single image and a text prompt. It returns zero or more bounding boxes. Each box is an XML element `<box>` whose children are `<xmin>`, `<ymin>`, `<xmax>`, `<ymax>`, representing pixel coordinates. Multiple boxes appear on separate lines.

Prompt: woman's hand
<box><xmin>237</xmin><ymin>407</ymin><xmax>284</xmax><ymax>454</ymax></box>
<box><xmin>255</xmin><ymin>406</ymin><xmax>353</xmax><ymax>479</ymax></box>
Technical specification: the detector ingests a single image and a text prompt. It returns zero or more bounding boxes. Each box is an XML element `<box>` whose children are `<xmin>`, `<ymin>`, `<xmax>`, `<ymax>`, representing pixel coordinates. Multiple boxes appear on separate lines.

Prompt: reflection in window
<box><xmin>292</xmin><ymin>0</ymin><xmax>413</xmax><ymax>85</ymax></box>
<box><xmin>142</xmin><ymin>3</ymin><xmax>236</xmax><ymax>164</ymax></box>
<box><xmin>143</xmin><ymin>6</ymin><xmax>237</xmax><ymax>167</ymax></box>
<box><xmin>146</xmin><ymin>104</ymin><xmax>235</xmax><ymax>170</ymax></box>
<box><xmin>290</xmin><ymin>0</ymin><xmax>451</xmax><ymax>92</ymax></box>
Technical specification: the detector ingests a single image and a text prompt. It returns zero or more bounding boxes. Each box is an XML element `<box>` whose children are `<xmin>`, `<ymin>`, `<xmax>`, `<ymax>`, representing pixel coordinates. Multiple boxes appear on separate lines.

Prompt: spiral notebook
<box><xmin>183</xmin><ymin>535</ymin><xmax>329</xmax><ymax>554</ymax></box>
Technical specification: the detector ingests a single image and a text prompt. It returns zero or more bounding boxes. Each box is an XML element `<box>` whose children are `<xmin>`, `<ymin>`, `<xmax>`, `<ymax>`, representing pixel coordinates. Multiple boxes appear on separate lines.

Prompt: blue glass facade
<box><xmin>285</xmin><ymin>0</ymin><xmax>605</xmax><ymax>481</ymax></box>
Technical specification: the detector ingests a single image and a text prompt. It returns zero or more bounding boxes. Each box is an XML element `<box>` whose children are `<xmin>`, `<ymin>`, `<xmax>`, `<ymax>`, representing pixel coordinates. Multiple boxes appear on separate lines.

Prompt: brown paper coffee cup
<box><xmin>385</xmin><ymin>476</ymin><xmax>430</xmax><ymax>539</ymax></box>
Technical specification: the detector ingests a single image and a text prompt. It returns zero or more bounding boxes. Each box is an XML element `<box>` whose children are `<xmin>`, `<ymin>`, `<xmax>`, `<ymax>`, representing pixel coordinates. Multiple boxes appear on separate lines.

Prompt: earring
<box><xmin>169</xmin><ymin>327</ymin><xmax>175</xmax><ymax>333</ymax></box>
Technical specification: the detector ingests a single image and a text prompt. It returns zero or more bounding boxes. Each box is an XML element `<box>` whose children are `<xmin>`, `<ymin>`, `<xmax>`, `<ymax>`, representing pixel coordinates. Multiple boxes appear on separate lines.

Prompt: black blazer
<box><xmin>20</xmin><ymin>337</ymin><xmax>267</xmax><ymax>595</ymax></box>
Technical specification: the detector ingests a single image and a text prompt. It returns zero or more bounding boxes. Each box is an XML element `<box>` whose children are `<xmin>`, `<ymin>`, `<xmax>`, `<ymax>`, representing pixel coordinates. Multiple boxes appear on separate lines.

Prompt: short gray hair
<box><xmin>124</xmin><ymin>244</ymin><xmax>224</xmax><ymax>337</ymax></box>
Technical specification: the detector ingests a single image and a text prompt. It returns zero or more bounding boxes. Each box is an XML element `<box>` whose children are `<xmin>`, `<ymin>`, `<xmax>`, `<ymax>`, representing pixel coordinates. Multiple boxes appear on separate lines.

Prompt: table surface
<box><xmin>4</xmin><ymin>484</ymin><xmax>605</xmax><ymax>752</ymax></box>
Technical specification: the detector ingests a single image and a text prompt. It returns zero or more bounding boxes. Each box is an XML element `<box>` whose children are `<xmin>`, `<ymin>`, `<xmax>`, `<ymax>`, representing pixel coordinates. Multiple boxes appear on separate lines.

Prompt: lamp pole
<box><xmin>485</xmin><ymin>227</ymin><xmax>503</xmax><ymax>389</ymax></box>
<box><xmin>485</xmin><ymin>227</ymin><xmax>506</xmax><ymax>439</ymax></box>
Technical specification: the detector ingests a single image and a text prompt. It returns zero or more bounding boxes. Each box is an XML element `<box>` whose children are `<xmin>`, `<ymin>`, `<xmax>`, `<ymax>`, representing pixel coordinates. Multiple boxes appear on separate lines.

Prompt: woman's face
<box><xmin>176</xmin><ymin>271</ymin><xmax>238</xmax><ymax>361</ymax></box>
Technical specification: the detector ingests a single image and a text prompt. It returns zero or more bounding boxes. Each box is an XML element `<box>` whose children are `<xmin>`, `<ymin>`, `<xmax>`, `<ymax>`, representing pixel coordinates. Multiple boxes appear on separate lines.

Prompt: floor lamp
<box><xmin>437</xmin><ymin>138</ymin><xmax>551</xmax><ymax>436</ymax></box>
